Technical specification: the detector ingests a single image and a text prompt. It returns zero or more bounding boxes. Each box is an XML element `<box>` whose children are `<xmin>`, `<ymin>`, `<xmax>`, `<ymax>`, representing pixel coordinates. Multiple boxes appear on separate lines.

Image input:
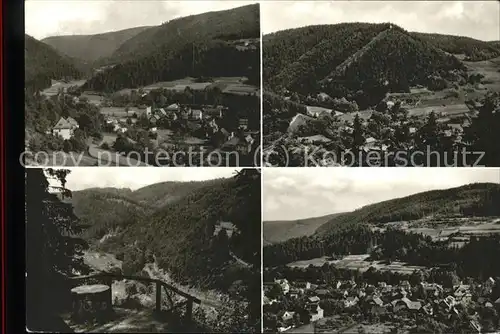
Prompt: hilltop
<box><xmin>42</xmin><ymin>26</ymin><xmax>152</xmax><ymax>64</ymax></box>
<box><xmin>264</xmin><ymin>213</ymin><xmax>342</xmax><ymax>245</ymax></box>
<box><xmin>25</xmin><ymin>34</ymin><xmax>83</xmax><ymax>91</ymax></box>
<box><xmin>82</xmin><ymin>4</ymin><xmax>260</xmax><ymax>92</ymax></box>
<box><xmin>316</xmin><ymin>182</ymin><xmax>500</xmax><ymax>235</ymax></box>
<box><xmin>264</xmin><ymin>23</ymin><xmax>470</xmax><ymax>99</ymax></box>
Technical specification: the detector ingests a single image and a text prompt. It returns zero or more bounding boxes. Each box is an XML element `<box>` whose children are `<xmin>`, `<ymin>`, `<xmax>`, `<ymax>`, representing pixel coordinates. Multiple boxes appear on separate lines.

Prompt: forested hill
<box><xmin>83</xmin><ymin>4</ymin><xmax>260</xmax><ymax>92</ymax></box>
<box><xmin>41</xmin><ymin>26</ymin><xmax>152</xmax><ymax>64</ymax></box>
<box><xmin>315</xmin><ymin>182</ymin><xmax>500</xmax><ymax>236</ymax></box>
<box><xmin>411</xmin><ymin>32</ymin><xmax>500</xmax><ymax>61</ymax></box>
<box><xmin>25</xmin><ymin>34</ymin><xmax>83</xmax><ymax>91</ymax></box>
<box><xmin>70</xmin><ymin>179</ymin><xmax>222</xmax><ymax>240</ymax></box>
<box><xmin>70</xmin><ymin>170</ymin><xmax>261</xmax><ymax>286</ymax></box>
<box><xmin>264</xmin><ymin>23</ymin><xmax>471</xmax><ymax>97</ymax></box>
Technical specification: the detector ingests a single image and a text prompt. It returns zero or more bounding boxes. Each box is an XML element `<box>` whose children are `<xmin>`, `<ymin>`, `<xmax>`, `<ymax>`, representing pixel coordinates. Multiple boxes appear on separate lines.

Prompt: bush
<box><xmin>63</xmin><ymin>140</ymin><xmax>73</xmax><ymax>153</ymax></box>
<box><xmin>426</xmin><ymin>75</ymin><xmax>448</xmax><ymax>91</ymax></box>
<box><xmin>28</xmin><ymin>136</ymin><xmax>42</xmax><ymax>152</ymax></box>
<box><xmin>444</xmin><ymin>89</ymin><xmax>460</xmax><ymax>99</ymax></box>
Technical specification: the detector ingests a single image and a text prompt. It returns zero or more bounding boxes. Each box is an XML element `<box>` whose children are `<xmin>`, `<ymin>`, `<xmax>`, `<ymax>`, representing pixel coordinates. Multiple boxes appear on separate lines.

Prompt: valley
<box><xmin>24</xmin><ymin>4</ymin><xmax>260</xmax><ymax>167</ymax></box>
<box><xmin>26</xmin><ymin>168</ymin><xmax>261</xmax><ymax>333</ymax></box>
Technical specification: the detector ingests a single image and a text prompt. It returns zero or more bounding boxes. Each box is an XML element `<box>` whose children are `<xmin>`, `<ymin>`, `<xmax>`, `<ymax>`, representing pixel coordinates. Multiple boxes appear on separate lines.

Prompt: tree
<box><xmin>62</xmin><ymin>140</ymin><xmax>73</xmax><ymax>153</ymax></box>
<box><xmin>352</xmin><ymin>114</ymin><xmax>365</xmax><ymax>149</ymax></box>
<box><xmin>464</xmin><ymin>93</ymin><xmax>500</xmax><ymax>166</ymax></box>
<box><xmin>69</xmin><ymin>129</ymin><xmax>87</xmax><ymax>152</ymax></box>
<box><xmin>26</xmin><ymin>169</ymin><xmax>89</xmax><ymax>330</ymax></box>
<box><xmin>267</xmin><ymin>283</ymin><xmax>283</xmax><ymax>300</ymax></box>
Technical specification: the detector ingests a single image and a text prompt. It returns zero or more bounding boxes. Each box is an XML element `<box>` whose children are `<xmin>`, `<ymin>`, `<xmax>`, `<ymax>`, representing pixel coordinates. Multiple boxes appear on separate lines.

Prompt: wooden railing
<box><xmin>69</xmin><ymin>272</ymin><xmax>201</xmax><ymax>322</ymax></box>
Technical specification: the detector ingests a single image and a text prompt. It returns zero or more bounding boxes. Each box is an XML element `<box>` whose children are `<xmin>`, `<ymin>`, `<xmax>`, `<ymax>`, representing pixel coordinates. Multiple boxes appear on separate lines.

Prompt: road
<box><xmin>229</xmin><ymin>250</ymin><xmax>252</xmax><ymax>268</ymax></box>
<box><xmin>87</xmin><ymin>141</ymin><xmax>150</xmax><ymax>166</ymax></box>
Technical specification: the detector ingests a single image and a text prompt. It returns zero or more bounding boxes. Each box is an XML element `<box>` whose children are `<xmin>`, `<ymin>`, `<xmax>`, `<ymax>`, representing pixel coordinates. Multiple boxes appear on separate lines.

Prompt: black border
<box><xmin>4</xmin><ymin>0</ymin><xmax>26</xmax><ymax>332</ymax></box>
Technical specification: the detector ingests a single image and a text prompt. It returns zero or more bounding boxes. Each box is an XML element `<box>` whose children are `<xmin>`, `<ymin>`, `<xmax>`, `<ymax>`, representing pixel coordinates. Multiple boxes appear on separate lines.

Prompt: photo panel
<box><xmin>25</xmin><ymin>167</ymin><xmax>262</xmax><ymax>333</ymax></box>
<box><xmin>25</xmin><ymin>1</ymin><xmax>261</xmax><ymax>167</ymax></box>
<box><xmin>262</xmin><ymin>1</ymin><xmax>500</xmax><ymax>167</ymax></box>
<box><xmin>263</xmin><ymin>167</ymin><xmax>500</xmax><ymax>333</ymax></box>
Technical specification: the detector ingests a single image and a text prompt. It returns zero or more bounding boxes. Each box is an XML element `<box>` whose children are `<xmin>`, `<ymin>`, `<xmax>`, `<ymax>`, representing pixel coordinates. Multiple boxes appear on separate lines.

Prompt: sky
<box><xmin>25</xmin><ymin>0</ymin><xmax>256</xmax><ymax>40</ymax></box>
<box><xmin>263</xmin><ymin>168</ymin><xmax>500</xmax><ymax>221</ymax></box>
<box><xmin>262</xmin><ymin>1</ymin><xmax>500</xmax><ymax>41</ymax></box>
<box><xmin>44</xmin><ymin>167</ymin><xmax>241</xmax><ymax>191</ymax></box>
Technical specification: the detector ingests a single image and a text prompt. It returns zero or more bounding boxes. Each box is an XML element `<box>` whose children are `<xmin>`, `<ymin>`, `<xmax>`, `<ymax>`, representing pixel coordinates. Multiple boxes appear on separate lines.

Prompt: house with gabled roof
<box><xmin>52</xmin><ymin>117</ymin><xmax>79</xmax><ymax>140</ymax></box>
<box><xmin>278</xmin><ymin>310</ymin><xmax>295</xmax><ymax>323</ymax></box>
<box><xmin>213</xmin><ymin>221</ymin><xmax>239</xmax><ymax>238</ymax></box>
<box><xmin>308</xmin><ymin>304</ymin><xmax>324</xmax><ymax>322</ymax></box>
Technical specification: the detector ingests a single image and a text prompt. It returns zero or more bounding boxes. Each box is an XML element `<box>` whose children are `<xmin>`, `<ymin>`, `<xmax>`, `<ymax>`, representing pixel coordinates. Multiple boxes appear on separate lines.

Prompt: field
<box><xmin>465</xmin><ymin>56</ymin><xmax>500</xmax><ymax>92</ymax></box>
<box><xmin>117</xmin><ymin>76</ymin><xmax>254</xmax><ymax>96</ymax></box>
<box><xmin>80</xmin><ymin>92</ymin><xmax>104</xmax><ymax>106</ymax></box>
<box><xmin>287</xmin><ymin>254</ymin><xmax>425</xmax><ymax>274</ymax></box>
<box><xmin>100</xmin><ymin>107</ymin><xmax>129</xmax><ymax>117</ymax></box>
<box><xmin>221</xmin><ymin>83</ymin><xmax>259</xmax><ymax>95</ymax></box>
<box><xmin>41</xmin><ymin>79</ymin><xmax>87</xmax><ymax>96</ymax></box>
<box><xmin>407</xmin><ymin>103</ymin><xmax>470</xmax><ymax>118</ymax></box>
<box><xmin>403</xmin><ymin>55</ymin><xmax>500</xmax><ymax>118</ymax></box>
<box><xmin>377</xmin><ymin>217</ymin><xmax>500</xmax><ymax>241</ymax></box>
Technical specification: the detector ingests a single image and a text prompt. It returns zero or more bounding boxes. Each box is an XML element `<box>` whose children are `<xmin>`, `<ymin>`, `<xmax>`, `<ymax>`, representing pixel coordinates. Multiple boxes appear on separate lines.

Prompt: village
<box><xmin>264</xmin><ymin>84</ymin><xmax>496</xmax><ymax>167</ymax></box>
<box><xmin>263</xmin><ymin>270</ymin><xmax>500</xmax><ymax>333</ymax></box>
<box><xmin>33</xmin><ymin>76</ymin><xmax>260</xmax><ymax>166</ymax></box>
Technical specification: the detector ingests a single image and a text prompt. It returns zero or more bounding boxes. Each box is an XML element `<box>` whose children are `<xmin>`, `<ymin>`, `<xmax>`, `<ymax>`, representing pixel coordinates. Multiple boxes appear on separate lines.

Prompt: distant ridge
<box><xmin>264</xmin><ymin>213</ymin><xmax>343</xmax><ymax>244</ymax></box>
<box><xmin>315</xmin><ymin>182</ymin><xmax>500</xmax><ymax>236</ymax></box>
<box><xmin>42</xmin><ymin>26</ymin><xmax>152</xmax><ymax>63</ymax></box>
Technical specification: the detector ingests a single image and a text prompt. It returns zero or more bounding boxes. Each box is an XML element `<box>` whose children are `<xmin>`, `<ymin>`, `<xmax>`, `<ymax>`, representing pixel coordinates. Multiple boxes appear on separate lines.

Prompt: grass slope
<box><xmin>315</xmin><ymin>183</ymin><xmax>500</xmax><ymax>236</ymax></box>
<box><xmin>264</xmin><ymin>213</ymin><xmax>342</xmax><ymax>245</ymax></box>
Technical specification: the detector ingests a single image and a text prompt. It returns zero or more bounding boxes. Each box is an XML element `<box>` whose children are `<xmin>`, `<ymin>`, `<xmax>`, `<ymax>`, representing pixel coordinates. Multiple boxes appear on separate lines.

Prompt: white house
<box><xmin>190</xmin><ymin>109</ymin><xmax>203</xmax><ymax>120</ymax></box>
<box><xmin>309</xmin><ymin>304</ymin><xmax>324</xmax><ymax>322</ymax></box>
<box><xmin>52</xmin><ymin>117</ymin><xmax>79</xmax><ymax>140</ymax></box>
